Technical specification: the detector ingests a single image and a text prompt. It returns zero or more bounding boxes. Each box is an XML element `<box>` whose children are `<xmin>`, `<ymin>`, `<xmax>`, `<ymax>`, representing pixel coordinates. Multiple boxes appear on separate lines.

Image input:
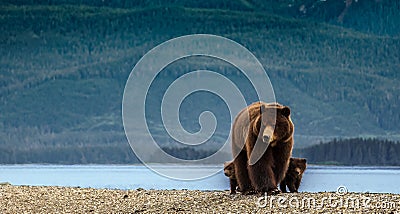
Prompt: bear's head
<box><xmin>283</xmin><ymin>157</ymin><xmax>307</xmax><ymax>192</ymax></box>
<box><xmin>258</xmin><ymin>103</ymin><xmax>293</xmax><ymax>147</ymax></box>
<box><xmin>223</xmin><ymin>161</ymin><xmax>235</xmax><ymax>179</ymax></box>
<box><xmin>288</xmin><ymin>157</ymin><xmax>307</xmax><ymax>175</ymax></box>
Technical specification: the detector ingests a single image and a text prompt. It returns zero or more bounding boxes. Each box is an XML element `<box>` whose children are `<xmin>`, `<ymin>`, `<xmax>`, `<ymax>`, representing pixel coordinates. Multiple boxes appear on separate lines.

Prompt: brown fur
<box><xmin>231</xmin><ymin>102</ymin><xmax>294</xmax><ymax>195</ymax></box>
<box><xmin>224</xmin><ymin>157</ymin><xmax>305</xmax><ymax>194</ymax></box>
<box><xmin>280</xmin><ymin>158</ymin><xmax>307</xmax><ymax>193</ymax></box>
<box><xmin>223</xmin><ymin>161</ymin><xmax>238</xmax><ymax>194</ymax></box>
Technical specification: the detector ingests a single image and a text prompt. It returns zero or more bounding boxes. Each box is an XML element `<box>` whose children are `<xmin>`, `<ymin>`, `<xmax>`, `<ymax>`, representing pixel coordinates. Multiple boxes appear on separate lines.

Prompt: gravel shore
<box><xmin>1</xmin><ymin>184</ymin><xmax>399</xmax><ymax>213</ymax></box>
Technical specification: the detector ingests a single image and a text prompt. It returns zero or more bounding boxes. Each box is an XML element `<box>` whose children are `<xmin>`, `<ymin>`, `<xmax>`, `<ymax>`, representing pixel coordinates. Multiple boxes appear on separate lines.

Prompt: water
<box><xmin>1</xmin><ymin>165</ymin><xmax>399</xmax><ymax>194</ymax></box>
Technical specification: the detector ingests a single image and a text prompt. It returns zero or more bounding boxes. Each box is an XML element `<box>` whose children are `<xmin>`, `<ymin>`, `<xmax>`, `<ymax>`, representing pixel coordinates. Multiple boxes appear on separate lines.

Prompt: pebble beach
<box><xmin>1</xmin><ymin>184</ymin><xmax>399</xmax><ymax>213</ymax></box>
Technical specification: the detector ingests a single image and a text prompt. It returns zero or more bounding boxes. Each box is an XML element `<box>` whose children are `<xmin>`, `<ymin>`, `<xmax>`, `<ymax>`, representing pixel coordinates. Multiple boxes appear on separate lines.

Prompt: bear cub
<box><xmin>280</xmin><ymin>157</ymin><xmax>307</xmax><ymax>193</ymax></box>
<box><xmin>223</xmin><ymin>161</ymin><xmax>239</xmax><ymax>194</ymax></box>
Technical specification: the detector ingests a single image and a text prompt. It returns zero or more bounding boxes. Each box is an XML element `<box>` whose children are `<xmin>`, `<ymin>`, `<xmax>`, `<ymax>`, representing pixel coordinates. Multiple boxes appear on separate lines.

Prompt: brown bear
<box><xmin>231</xmin><ymin>102</ymin><xmax>294</xmax><ymax>195</ymax></box>
<box><xmin>223</xmin><ymin>161</ymin><xmax>238</xmax><ymax>194</ymax></box>
<box><xmin>280</xmin><ymin>157</ymin><xmax>307</xmax><ymax>193</ymax></box>
<box><xmin>224</xmin><ymin>158</ymin><xmax>304</xmax><ymax>194</ymax></box>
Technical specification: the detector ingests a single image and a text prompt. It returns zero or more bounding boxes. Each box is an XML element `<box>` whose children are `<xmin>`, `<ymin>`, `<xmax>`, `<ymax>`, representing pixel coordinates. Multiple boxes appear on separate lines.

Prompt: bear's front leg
<box><xmin>287</xmin><ymin>182</ymin><xmax>298</xmax><ymax>193</ymax></box>
<box><xmin>233</xmin><ymin>150</ymin><xmax>253</xmax><ymax>194</ymax></box>
<box><xmin>229</xmin><ymin>178</ymin><xmax>237</xmax><ymax>194</ymax></box>
<box><xmin>272</xmin><ymin>140</ymin><xmax>293</xmax><ymax>186</ymax></box>
<box><xmin>279</xmin><ymin>179</ymin><xmax>288</xmax><ymax>193</ymax></box>
<box><xmin>248</xmin><ymin>150</ymin><xmax>279</xmax><ymax>195</ymax></box>
<box><xmin>290</xmin><ymin>177</ymin><xmax>302</xmax><ymax>193</ymax></box>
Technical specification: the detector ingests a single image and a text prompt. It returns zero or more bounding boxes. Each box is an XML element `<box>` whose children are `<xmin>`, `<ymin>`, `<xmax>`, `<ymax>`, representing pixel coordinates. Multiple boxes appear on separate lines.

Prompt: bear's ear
<box><xmin>224</xmin><ymin>161</ymin><xmax>233</xmax><ymax>169</ymax></box>
<box><xmin>224</xmin><ymin>162</ymin><xmax>229</xmax><ymax>168</ymax></box>
<box><xmin>300</xmin><ymin>158</ymin><xmax>307</xmax><ymax>164</ymax></box>
<box><xmin>281</xmin><ymin>106</ymin><xmax>291</xmax><ymax>117</ymax></box>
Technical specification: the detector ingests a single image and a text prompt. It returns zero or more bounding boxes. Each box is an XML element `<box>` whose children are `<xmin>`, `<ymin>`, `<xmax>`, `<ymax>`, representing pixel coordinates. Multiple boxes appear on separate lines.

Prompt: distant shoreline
<box><xmin>1</xmin><ymin>185</ymin><xmax>399</xmax><ymax>213</ymax></box>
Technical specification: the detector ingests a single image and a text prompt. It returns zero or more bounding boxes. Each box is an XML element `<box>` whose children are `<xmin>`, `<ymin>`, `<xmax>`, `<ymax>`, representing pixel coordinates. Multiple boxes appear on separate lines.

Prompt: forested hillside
<box><xmin>296</xmin><ymin>138</ymin><xmax>400</xmax><ymax>166</ymax></box>
<box><xmin>0</xmin><ymin>0</ymin><xmax>399</xmax><ymax>164</ymax></box>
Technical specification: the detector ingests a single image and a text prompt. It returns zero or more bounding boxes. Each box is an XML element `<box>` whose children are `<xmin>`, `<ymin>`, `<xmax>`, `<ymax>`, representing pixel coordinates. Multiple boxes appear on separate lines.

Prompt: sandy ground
<box><xmin>0</xmin><ymin>184</ymin><xmax>399</xmax><ymax>213</ymax></box>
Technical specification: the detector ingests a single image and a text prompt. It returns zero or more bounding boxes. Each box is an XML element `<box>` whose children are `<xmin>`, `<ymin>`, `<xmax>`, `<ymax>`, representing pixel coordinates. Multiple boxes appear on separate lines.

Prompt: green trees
<box><xmin>0</xmin><ymin>144</ymin><xmax>139</xmax><ymax>164</ymax></box>
<box><xmin>299</xmin><ymin>138</ymin><xmax>400</xmax><ymax>166</ymax></box>
<box><xmin>1</xmin><ymin>137</ymin><xmax>398</xmax><ymax>165</ymax></box>
<box><xmin>1</xmin><ymin>1</ymin><xmax>399</xmax><ymax>164</ymax></box>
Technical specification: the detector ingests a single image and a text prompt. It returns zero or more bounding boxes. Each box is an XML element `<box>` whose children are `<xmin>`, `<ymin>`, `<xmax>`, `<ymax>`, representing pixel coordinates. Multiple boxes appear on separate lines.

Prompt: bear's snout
<box><xmin>262</xmin><ymin>135</ymin><xmax>270</xmax><ymax>143</ymax></box>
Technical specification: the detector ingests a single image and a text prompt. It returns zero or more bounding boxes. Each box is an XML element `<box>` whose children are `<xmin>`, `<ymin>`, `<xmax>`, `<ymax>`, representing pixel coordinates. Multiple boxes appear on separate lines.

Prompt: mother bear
<box><xmin>231</xmin><ymin>102</ymin><xmax>294</xmax><ymax>195</ymax></box>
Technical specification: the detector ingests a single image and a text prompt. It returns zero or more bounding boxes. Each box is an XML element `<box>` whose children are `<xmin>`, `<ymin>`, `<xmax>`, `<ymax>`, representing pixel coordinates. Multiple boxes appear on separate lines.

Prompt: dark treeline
<box><xmin>296</xmin><ymin>138</ymin><xmax>400</xmax><ymax>166</ymax></box>
<box><xmin>162</xmin><ymin>147</ymin><xmax>217</xmax><ymax>160</ymax></box>
<box><xmin>0</xmin><ymin>144</ymin><xmax>220</xmax><ymax>164</ymax></box>
<box><xmin>1</xmin><ymin>138</ymin><xmax>399</xmax><ymax>165</ymax></box>
<box><xmin>0</xmin><ymin>144</ymin><xmax>139</xmax><ymax>164</ymax></box>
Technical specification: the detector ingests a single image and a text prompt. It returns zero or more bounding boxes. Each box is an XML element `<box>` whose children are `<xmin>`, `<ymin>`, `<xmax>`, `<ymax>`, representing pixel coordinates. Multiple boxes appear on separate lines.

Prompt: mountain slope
<box><xmin>0</xmin><ymin>1</ymin><xmax>399</xmax><ymax>153</ymax></box>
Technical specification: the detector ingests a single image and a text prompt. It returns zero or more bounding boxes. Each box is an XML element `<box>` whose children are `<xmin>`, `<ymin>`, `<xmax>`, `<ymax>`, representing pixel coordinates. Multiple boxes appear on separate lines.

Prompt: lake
<box><xmin>1</xmin><ymin>165</ymin><xmax>399</xmax><ymax>194</ymax></box>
